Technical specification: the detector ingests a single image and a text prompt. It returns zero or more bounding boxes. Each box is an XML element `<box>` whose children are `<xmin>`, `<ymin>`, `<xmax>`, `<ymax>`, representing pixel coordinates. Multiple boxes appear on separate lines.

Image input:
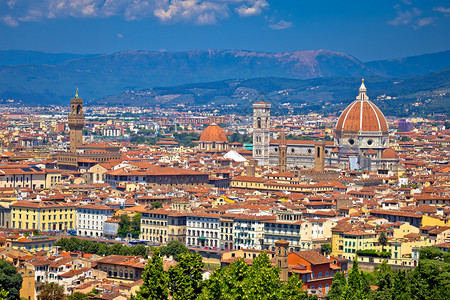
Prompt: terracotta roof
<box><xmin>292</xmin><ymin>250</ymin><xmax>331</xmax><ymax>265</ymax></box>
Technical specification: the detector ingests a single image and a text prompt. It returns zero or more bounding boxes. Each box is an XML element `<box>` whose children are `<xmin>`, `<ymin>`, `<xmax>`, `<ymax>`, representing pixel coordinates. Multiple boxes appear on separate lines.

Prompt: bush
<box><xmin>356</xmin><ymin>249</ymin><xmax>391</xmax><ymax>258</ymax></box>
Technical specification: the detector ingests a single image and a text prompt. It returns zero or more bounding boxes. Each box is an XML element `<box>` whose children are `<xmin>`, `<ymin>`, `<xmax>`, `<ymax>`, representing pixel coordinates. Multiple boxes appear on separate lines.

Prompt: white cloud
<box><xmin>388</xmin><ymin>6</ymin><xmax>421</xmax><ymax>26</ymax></box>
<box><xmin>2</xmin><ymin>15</ymin><xmax>18</xmax><ymax>27</ymax></box>
<box><xmin>235</xmin><ymin>0</ymin><xmax>268</xmax><ymax>17</ymax></box>
<box><xmin>434</xmin><ymin>6</ymin><xmax>450</xmax><ymax>14</ymax></box>
<box><xmin>0</xmin><ymin>0</ymin><xmax>269</xmax><ymax>26</ymax></box>
<box><xmin>268</xmin><ymin>19</ymin><xmax>292</xmax><ymax>30</ymax></box>
<box><xmin>117</xmin><ymin>33</ymin><xmax>124</xmax><ymax>38</ymax></box>
<box><xmin>416</xmin><ymin>17</ymin><xmax>434</xmax><ymax>27</ymax></box>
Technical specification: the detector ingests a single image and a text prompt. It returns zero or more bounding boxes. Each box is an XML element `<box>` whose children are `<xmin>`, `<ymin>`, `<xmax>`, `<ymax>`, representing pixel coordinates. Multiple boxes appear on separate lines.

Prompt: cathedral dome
<box><xmin>335</xmin><ymin>80</ymin><xmax>388</xmax><ymax>138</ymax></box>
<box><xmin>200</xmin><ymin>123</ymin><xmax>227</xmax><ymax>143</ymax></box>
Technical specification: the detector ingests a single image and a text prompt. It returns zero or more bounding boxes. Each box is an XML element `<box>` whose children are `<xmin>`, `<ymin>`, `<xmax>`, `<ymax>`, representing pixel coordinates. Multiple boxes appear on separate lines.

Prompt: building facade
<box><xmin>76</xmin><ymin>204</ymin><xmax>114</xmax><ymax>237</ymax></box>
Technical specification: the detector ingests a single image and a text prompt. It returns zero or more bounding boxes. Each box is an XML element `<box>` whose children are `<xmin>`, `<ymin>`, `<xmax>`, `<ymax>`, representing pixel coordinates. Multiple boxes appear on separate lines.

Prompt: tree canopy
<box><xmin>136</xmin><ymin>248</ymin><xmax>169</xmax><ymax>300</ymax></box>
<box><xmin>37</xmin><ymin>282</ymin><xmax>66</xmax><ymax>300</ymax></box>
<box><xmin>55</xmin><ymin>237</ymin><xmax>150</xmax><ymax>258</ymax></box>
<box><xmin>118</xmin><ymin>213</ymin><xmax>141</xmax><ymax>239</ymax></box>
<box><xmin>199</xmin><ymin>251</ymin><xmax>315</xmax><ymax>300</ymax></box>
<box><xmin>160</xmin><ymin>240</ymin><xmax>189</xmax><ymax>261</ymax></box>
<box><xmin>0</xmin><ymin>260</ymin><xmax>23</xmax><ymax>300</ymax></box>
<box><xmin>327</xmin><ymin>247</ymin><xmax>450</xmax><ymax>300</ymax></box>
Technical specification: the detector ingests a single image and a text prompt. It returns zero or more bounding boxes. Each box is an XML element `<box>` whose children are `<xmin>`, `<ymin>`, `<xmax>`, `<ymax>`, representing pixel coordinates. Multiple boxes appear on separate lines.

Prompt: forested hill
<box><xmin>0</xmin><ymin>49</ymin><xmax>449</xmax><ymax>107</ymax></box>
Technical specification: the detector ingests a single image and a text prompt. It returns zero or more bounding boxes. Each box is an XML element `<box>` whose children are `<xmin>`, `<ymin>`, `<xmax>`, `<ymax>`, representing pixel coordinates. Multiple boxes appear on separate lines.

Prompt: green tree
<box><xmin>131</xmin><ymin>213</ymin><xmax>141</xmax><ymax>239</ymax></box>
<box><xmin>0</xmin><ymin>260</ymin><xmax>23</xmax><ymax>300</ymax></box>
<box><xmin>87</xmin><ymin>288</ymin><xmax>100</xmax><ymax>296</ymax></box>
<box><xmin>371</xmin><ymin>260</ymin><xmax>393</xmax><ymax>300</ymax></box>
<box><xmin>136</xmin><ymin>248</ymin><xmax>169</xmax><ymax>300</ymax></box>
<box><xmin>342</xmin><ymin>257</ymin><xmax>370</xmax><ymax>300</ymax></box>
<box><xmin>0</xmin><ymin>286</ymin><xmax>8</xmax><ymax>300</ymax></box>
<box><xmin>199</xmin><ymin>252</ymin><xmax>313</xmax><ymax>300</ymax></box>
<box><xmin>280</xmin><ymin>274</ymin><xmax>312</xmax><ymax>300</ymax></box>
<box><xmin>321</xmin><ymin>243</ymin><xmax>332</xmax><ymax>256</ymax></box>
<box><xmin>37</xmin><ymin>282</ymin><xmax>66</xmax><ymax>300</ymax></box>
<box><xmin>378</xmin><ymin>231</ymin><xmax>388</xmax><ymax>252</ymax></box>
<box><xmin>327</xmin><ymin>271</ymin><xmax>347</xmax><ymax>300</ymax></box>
<box><xmin>132</xmin><ymin>244</ymin><xmax>149</xmax><ymax>258</ymax></box>
<box><xmin>199</xmin><ymin>258</ymin><xmax>250</xmax><ymax>300</ymax></box>
<box><xmin>151</xmin><ymin>201</ymin><xmax>163</xmax><ymax>210</ymax></box>
<box><xmin>68</xmin><ymin>292</ymin><xmax>89</xmax><ymax>300</ymax></box>
<box><xmin>391</xmin><ymin>270</ymin><xmax>410</xmax><ymax>300</ymax></box>
<box><xmin>168</xmin><ymin>252</ymin><xmax>204</xmax><ymax>300</ymax></box>
<box><xmin>118</xmin><ymin>214</ymin><xmax>131</xmax><ymax>238</ymax></box>
<box><xmin>242</xmin><ymin>252</ymin><xmax>283</xmax><ymax>299</ymax></box>
<box><xmin>160</xmin><ymin>240</ymin><xmax>189</xmax><ymax>261</ymax></box>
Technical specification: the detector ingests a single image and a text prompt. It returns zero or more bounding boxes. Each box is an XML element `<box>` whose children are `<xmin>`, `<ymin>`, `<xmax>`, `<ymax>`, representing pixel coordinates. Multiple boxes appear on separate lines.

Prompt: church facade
<box><xmin>252</xmin><ymin>80</ymin><xmax>399</xmax><ymax>172</ymax></box>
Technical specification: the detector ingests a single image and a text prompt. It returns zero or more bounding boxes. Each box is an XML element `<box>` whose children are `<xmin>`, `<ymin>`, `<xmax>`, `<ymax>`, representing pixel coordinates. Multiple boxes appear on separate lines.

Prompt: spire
<box><xmin>75</xmin><ymin>87</ymin><xmax>79</xmax><ymax>98</ymax></box>
<box><xmin>357</xmin><ymin>78</ymin><xmax>368</xmax><ymax>101</ymax></box>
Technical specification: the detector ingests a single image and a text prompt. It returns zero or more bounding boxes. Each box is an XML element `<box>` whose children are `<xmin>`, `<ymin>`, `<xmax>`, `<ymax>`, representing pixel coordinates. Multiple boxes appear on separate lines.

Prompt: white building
<box><xmin>233</xmin><ymin>214</ymin><xmax>276</xmax><ymax>250</ymax></box>
<box><xmin>76</xmin><ymin>204</ymin><xmax>113</xmax><ymax>237</ymax></box>
<box><xmin>186</xmin><ymin>213</ymin><xmax>220</xmax><ymax>249</ymax></box>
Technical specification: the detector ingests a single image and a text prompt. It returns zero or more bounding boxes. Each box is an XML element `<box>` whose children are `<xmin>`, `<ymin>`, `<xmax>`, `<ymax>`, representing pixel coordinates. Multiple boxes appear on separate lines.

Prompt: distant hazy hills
<box><xmin>0</xmin><ymin>49</ymin><xmax>449</xmax><ymax>112</ymax></box>
<box><xmin>97</xmin><ymin>68</ymin><xmax>450</xmax><ymax>117</ymax></box>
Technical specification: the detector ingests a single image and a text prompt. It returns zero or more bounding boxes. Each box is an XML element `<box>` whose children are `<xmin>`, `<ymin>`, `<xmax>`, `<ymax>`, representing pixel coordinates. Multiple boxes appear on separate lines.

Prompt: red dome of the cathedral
<box><xmin>335</xmin><ymin>80</ymin><xmax>388</xmax><ymax>137</ymax></box>
<box><xmin>200</xmin><ymin>123</ymin><xmax>227</xmax><ymax>143</ymax></box>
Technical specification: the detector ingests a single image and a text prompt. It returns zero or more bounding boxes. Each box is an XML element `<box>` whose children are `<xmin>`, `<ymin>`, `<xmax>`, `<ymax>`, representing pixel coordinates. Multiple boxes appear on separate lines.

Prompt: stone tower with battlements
<box><xmin>68</xmin><ymin>89</ymin><xmax>85</xmax><ymax>153</ymax></box>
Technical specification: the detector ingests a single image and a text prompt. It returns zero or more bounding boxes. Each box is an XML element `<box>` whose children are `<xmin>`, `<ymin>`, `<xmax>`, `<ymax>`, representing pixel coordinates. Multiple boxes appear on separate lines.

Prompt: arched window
<box><xmin>257</xmin><ymin>117</ymin><xmax>262</xmax><ymax>129</ymax></box>
<box><xmin>76</xmin><ymin>105</ymin><xmax>81</xmax><ymax>114</ymax></box>
<box><xmin>318</xmin><ymin>272</ymin><xmax>322</xmax><ymax>278</ymax></box>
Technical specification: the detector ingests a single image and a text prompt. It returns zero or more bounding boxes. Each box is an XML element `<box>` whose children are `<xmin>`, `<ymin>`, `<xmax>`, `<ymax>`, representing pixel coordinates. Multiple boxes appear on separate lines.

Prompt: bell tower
<box><xmin>68</xmin><ymin>89</ymin><xmax>85</xmax><ymax>152</ymax></box>
<box><xmin>275</xmin><ymin>240</ymin><xmax>289</xmax><ymax>281</ymax></box>
<box><xmin>278</xmin><ymin>130</ymin><xmax>287</xmax><ymax>172</ymax></box>
<box><xmin>314</xmin><ymin>142</ymin><xmax>325</xmax><ymax>172</ymax></box>
<box><xmin>253</xmin><ymin>101</ymin><xmax>271</xmax><ymax>166</ymax></box>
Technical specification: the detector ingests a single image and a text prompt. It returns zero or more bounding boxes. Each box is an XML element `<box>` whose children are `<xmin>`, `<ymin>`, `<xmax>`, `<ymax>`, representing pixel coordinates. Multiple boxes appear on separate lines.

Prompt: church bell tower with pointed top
<box><xmin>68</xmin><ymin>89</ymin><xmax>85</xmax><ymax>153</ymax></box>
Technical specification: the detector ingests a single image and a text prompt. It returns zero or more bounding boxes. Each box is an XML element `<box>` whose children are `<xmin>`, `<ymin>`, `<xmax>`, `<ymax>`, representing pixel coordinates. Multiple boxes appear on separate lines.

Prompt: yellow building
<box><xmin>17</xmin><ymin>262</ymin><xmax>35</xmax><ymax>300</ymax></box>
<box><xmin>393</xmin><ymin>222</ymin><xmax>419</xmax><ymax>239</ymax></box>
<box><xmin>6</xmin><ymin>235</ymin><xmax>56</xmax><ymax>253</ymax></box>
<box><xmin>421</xmin><ymin>215</ymin><xmax>449</xmax><ymax>227</ymax></box>
<box><xmin>11</xmin><ymin>200</ymin><xmax>76</xmax><ymax>231</ymax></box>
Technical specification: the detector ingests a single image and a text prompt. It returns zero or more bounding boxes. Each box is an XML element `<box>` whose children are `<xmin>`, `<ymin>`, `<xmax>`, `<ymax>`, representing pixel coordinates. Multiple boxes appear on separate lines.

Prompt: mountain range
<box><xmin>0</xmin><ymin>49</ymin><xmax>449</xmax><ymax>115</ymax></box>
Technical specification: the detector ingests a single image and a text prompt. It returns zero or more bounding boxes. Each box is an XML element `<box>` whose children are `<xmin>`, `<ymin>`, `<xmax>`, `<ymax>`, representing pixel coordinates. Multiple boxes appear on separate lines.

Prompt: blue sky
<box><xmin>0</xmin><ymin>0</ymin><xmax>449</xmax><ymax>61</ymax></box>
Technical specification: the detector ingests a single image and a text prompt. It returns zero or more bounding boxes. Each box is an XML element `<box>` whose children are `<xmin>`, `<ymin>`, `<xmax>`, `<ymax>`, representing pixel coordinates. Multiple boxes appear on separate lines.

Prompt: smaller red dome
<box><xmin>200</xmin><ymin>123</ymin><xmax>227</xmax><ymax>143</ymax></box>
<box><xmin>365</xmin><ymin>148</ymin><xmax>376</xmax><ymax>155</ymax></box>
<box><xmin>382</xmin><ymin>148</ymin><xmax>398</xmax><ymax>159</ymax></box>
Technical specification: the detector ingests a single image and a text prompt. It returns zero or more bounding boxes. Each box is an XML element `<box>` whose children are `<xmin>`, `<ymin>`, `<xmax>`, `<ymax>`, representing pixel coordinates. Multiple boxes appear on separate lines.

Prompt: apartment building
<box><xmin>233</xmin><ymin>214</ymin><xmax>276</xmax><ymax>250</ymax></box>
<box><xmin>186</xmin><ymin>213</ymin><xmax>220</xmax><ymax>249</ymax></box>
<box><xmin>263</xmin><ymin>219</ymin><xmax>312</xmax><ymax>252</ymax></box>
<box><xmin>11</xmin><ymin>200</ymin><xmax>76</xmax><ymax>231</ymax></box>
<box><xmin>76</xmin><ymin>204</ymin><xmax>114</xmax><ymax>237</ymax></box>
